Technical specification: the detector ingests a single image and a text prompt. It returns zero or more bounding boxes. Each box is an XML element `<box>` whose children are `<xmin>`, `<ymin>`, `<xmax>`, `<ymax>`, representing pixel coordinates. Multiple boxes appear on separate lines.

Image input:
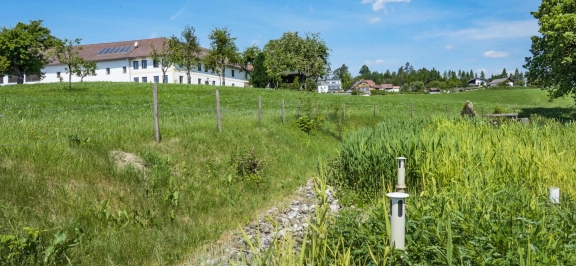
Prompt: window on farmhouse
<box><xmin>153</xmin><ymin>76</ymin><xmax>159</xmax><ymax>83</ymax></box>
<box><xmin>122</xmin><ymin>66</ymin><xmax>127</xmax><ymax>74</ymax></box>
<box><xmin>106</xmin><ymin>68</ymin><xmax>110</xmax><ymax>75</ymax></box>
<box><xmin>142</xmin><ymin>60</ymin><xmax>147</xmax><ymax>69</ymax></box>
<box><xmin>142</xmin><ymin>77</ymin><xmax>148</xmax><ymax>83</ymax></box>
<box><xmin>134</xmin><ymin>77</ymin><xmax>139</xmax><ymax>82</ymax></box>
<box><xmin>179</xmin><ymin>76</ymin><xmax>183</xmax><ymax>84</ymax></box>
<box><xmin>212</xmin><ymin>81</ymin><xmax>215</xmax><ymax>85</ymax></box>
<box><xmin>57</xmin><ymin>72</ymin><xmax>61</xmax><ymax>78</ymax></box>
<box><xmin>198</xmin><ymin>78</ymin><xmax>201</xmax><ymax>84</ymax></box>
<box><xmin>153</xmin><ymin>60</ymin><xmax>159</xmax><ymax>68</ymax></box>
<box><xmin>163</xmin><ymin>75</ymin><xmax>168</xmax><ymax>83</ymax></box>
<box><xmin>231</xmin><ymin>70</ymin><xmax>235</xmax><ymax>78</ymax></box>
<box><xmin>197</xmin><ymin>63</ymin><xmax>202</xmax><ymax>72</ymax></box>
<box><xmin>133</xmin><ymin>61</ymin><xmax>139</xmax><ymax>69</ymax></box>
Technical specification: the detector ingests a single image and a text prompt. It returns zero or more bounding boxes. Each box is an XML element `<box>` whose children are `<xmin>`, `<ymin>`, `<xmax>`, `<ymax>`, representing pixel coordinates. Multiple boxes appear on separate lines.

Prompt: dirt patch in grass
<box><xmin>110</xmin><ymin>150</ymin><xmax>146</xmax><ymax>173</ymax></box>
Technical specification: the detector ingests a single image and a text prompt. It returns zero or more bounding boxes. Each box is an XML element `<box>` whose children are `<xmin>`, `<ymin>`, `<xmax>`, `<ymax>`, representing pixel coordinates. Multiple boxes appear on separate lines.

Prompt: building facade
<box><xmin>1</xmin><ymin>38</ymin><xmax>250</xmax><ymax>87</ymax></box>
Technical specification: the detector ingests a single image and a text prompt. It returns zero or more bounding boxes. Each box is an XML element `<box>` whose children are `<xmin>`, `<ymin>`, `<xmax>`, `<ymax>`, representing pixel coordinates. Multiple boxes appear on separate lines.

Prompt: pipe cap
<box><xmin>386</xmin><ymin>192</ymin><xmax>410</xmax><ymax>199</ymax></box>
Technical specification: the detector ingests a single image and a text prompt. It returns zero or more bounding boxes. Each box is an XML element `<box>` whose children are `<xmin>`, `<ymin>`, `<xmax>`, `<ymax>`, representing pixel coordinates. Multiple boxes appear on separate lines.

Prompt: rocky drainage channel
<box><xmin>201</xmin><ymin>179</ymin><xmax>342</xmax><ymax>265</ymax></box>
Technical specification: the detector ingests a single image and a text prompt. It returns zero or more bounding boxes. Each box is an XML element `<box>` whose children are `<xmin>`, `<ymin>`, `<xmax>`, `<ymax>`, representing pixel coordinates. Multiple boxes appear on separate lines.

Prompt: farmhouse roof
<box><xmin>47</xmin><ymin>37</ymin><xmax>252</xmax><ymax>70</ymax></box>
<box><xmin>381</xmin><ymin>83</ymin><xmax>393</xmax><ymax>89</ymax></box>
<box><xmin>468</xmin><ymin>78</ymin><xmax>485</xmax><ymax>83</ymax></box>
<box><xmin>489</xmin><ymin>77</ymin><xmax>513</xmax><ymax>85</ymax></box>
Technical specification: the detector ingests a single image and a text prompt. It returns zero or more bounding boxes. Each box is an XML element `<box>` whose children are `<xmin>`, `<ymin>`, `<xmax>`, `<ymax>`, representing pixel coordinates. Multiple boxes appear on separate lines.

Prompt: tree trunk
<box><xmin>68</xmin><ymin>72</ymin><xmax>72</xmax><ymax>90</ymax></box>
<box><xmin>187</xmin><ymin>71</ymin><xmax>191</xmax><ymax>84</ymax></box>
<box><xmin>222</xmin><ymin>65</ymin><xmax>226</xmax><ymax>86</ymax></box>
<box><xmin>162</xmin><ymin>69</ymin><xmax>167</xmax><ymax>83</ymax></box>
<box><xmin>15</xmin><ymin>69</ymin><xmax>24</xmax><ymax>84</ymax></box>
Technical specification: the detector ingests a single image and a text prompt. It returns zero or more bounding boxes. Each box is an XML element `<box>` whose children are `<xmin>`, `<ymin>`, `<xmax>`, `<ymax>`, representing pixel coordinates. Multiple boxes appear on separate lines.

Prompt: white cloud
<box><xmin>365</xmin><ymin>59</ymin><xmax>385</xmax><ymax>65</ymax></box>
<box><xmin>445</xmin><ymin>44</ymin><xmax>455</xmax><ymax>50</ymax></box>
<box><xmin>368</xmin><ymin>17</ymin><xmax>381</xmax><ymax>24</ymax></box>
<box><xmin>426</xmin><ymin>20</ymin><xmax>538</xmax><ymax>40</ymax></box>
<box><xmin>171</xmin><ymin>4</ymin><xmax>187</xmax><ymax>20</ymax></box>
<box><xmin>483</xmin><ymin>51</ymin><xmax>509</xmax><ymax>58</ymax></box>
<box><xmin>362</xmin><ymin>0</ymin><xmax>411</xmax><ymax>12</ymax></box>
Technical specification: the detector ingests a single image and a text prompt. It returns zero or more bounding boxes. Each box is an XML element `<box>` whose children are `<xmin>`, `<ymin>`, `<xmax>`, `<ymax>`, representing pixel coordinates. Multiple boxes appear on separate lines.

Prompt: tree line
<box><xmin>333</xmin><ymin>62</ymin><xmax>528</xmax><ymax>93</ymax></box>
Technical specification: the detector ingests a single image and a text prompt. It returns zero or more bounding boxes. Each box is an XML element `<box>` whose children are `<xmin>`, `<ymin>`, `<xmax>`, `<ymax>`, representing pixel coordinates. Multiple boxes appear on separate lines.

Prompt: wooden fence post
<box><xmin>282</xmin><ymin>99</ymin><xmax>285</xmax><ymax>123</ymax></box>
<box><xmin>216</xmin><ymin>90</ymin><xmax>222</xmax><ymax>132</ymax></box>
<box><xmin>152</xmin><ymin>83</ymin><xmax>161</xmax><ymax>143</ymax></box>
<box><xmin>298</xmin><ymin>100</ymin><xmax>301</xmax><ymax>117</ymax></box>
<box><xmin>258</xmin><ymin>96</ymin><xmax>262</xmax><ymax>125</ymax></box>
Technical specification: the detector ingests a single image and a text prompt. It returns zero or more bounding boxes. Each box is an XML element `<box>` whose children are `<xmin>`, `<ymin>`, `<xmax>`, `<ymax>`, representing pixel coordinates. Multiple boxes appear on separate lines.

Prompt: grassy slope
<box><xmin>0</xmin><ymin>83</ymin><xmax>573</xmax><ymax>265</ymax></box>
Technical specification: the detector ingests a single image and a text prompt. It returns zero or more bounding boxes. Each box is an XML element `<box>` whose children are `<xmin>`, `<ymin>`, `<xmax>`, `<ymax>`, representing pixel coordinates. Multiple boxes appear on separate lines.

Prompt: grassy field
<box><xmin>0</xmin><ymin>82</ymin><xmax>574</xmax><ymax>265</ymax></box>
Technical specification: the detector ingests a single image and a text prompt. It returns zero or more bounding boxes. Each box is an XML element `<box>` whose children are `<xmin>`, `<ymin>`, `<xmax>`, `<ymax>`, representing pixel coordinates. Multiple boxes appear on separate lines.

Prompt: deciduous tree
<box><xmin>0</xmin><ymin>20</ymin><xmax>58</xmax><ymax>83</ymax></box>
<box><xmin>53</xmin><ymin>38</ymin><xmax>84</xmax><ymax>90</ymax></box>
<box><xmin>239</xmin><ymin>45</ymin><xmax>260</xmax><ymax>79</ymax></box>
<box><xmin>204</xmin><ymin>27</ymin><xmax>239</xmax><ymax>86</ymax></box>
<box><xmin>263</xmin><ymin>32</ymin><xmax>329</xmax><ymax>90</ymax></box>
<box><xmin>169</xmin><ymin>25</ymin><xmax>201</xmax><ymax>84</ymax></box>
<box><xmin>75</xmin><ymin>60</ymin><xmax>97</xmax><ymax>82</ymax></box>
<box><xmin>524</xmin><ymin>0</ymin><xmax>576</xmax><ymax>101</ymax></box>
<box><xmin>150</xmin><ymin>39</ymin><xmax>173</xmax><ymax>83</ymax></box>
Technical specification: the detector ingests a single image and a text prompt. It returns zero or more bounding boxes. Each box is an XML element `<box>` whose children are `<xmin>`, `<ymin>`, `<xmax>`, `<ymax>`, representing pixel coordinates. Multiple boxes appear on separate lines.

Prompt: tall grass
<box><xmin>1</xmin><ymin>82</ymin><xmax>574</xmax><ymax>264</ymax></box>
<box><xmin>323</xmin><ymin>117</ymin><xmax>576</xmax><ymax>264</ymax></box>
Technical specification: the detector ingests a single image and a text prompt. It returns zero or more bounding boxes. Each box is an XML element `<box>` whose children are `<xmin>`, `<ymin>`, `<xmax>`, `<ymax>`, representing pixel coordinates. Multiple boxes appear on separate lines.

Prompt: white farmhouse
<box><xmin>1</xmin><ymin>38</ymin><xmax>250</xmax><ymax>87</ymax></box>
<box><xmin>317</xmin><ymin>78</ymin><xmax>342</xmax><ymax>93</ymax></box>
<box><xmin>468</xmin><ymin>78</ymin><xmax>487</xmax><ymax>87</ymax></box>
<box><xmin>488</xmin><ymin>77</ymin><xmax>514</xmax><ymax>87</ymax></box>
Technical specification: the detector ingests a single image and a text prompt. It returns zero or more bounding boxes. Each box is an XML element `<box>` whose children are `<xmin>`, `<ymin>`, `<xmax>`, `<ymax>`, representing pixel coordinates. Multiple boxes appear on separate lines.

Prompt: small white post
<box><xmin>396</xmin><ymin>157</ymin><xmax>407</xmax><ymax>192</ymax></box>
<box><xmin>549</xmin><ymin>187</ymin><xmax>560</xmax><ymax>204</ymax></box>
<box><xmin>387</xmin><ymin>192</ymin><xmax>409</xmax><ymax>250</ymax></box>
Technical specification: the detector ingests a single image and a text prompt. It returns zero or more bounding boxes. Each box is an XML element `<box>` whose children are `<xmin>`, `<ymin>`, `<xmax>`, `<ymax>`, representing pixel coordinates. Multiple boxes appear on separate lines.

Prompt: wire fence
<box><xmin>2</xmin><ymin>86</ymin><xmax>572</xmax><ymax>147</ymax></box>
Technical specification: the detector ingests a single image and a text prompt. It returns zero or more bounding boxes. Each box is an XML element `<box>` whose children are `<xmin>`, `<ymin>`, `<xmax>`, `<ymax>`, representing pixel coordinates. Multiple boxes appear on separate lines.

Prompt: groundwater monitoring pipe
<box><xmin>396</xmin><ymin>157</ymin><xmax>407</xmax><ymax>192</ymax></box>
<box><xmin>387</xmin><ymin>192</ymin><xmax>409</xmax><ymax>250</ymax></box>
<box><xmin>549</xmin><ymin>187</ymin><xmax>560</xmax><ymax>204</ymax></box>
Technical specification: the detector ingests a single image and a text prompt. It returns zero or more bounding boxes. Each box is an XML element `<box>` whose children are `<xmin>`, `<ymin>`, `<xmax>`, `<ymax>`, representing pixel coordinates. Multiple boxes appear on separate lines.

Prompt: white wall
<box><xmin>7</xmin><ymin>57</ymin><xmax>250</xmax><ymax>88</ymax></box>
<box><xmin>42</xmin><ymin>60</ymin><xmax>131</xmax><ymax>83</ymax></box>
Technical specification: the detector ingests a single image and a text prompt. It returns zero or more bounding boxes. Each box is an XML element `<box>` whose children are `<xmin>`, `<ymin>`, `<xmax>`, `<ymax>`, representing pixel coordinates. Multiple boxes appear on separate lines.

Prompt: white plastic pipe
<box><xmin>549</xmin><ymin>187</ymin><xmax>560</xmax><ymax>204</ymax></box>
<box><xmin>396</xmin><ymin>157</ymin><xmax>407</xmax><ymax>192</ymax></box>
<box><xmin>387</xmin><ymin>192</ymin><xmax>409</xmax><ymax>250</ymax></box>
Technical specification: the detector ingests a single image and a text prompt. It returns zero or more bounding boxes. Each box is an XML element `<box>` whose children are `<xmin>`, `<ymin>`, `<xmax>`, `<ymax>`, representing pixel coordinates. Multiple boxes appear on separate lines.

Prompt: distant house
<box><xmin>391</xmin><ymin>86</ymin><xmax>401</xmax><ymax>92</ymax></box>
<box><xmin>381</xmin><ymin>83</ymin><xmax>400</xmax><ymax>93</ymax></box>
<box><xmin>489</xmin><ymin>77</ymin><xmax>514</xmax><ymax>87</ymax></box>
<box><xmin>317</xmin><ymin>78</ymin><xmax>342</xmax><ymax>93</ymax></box>
<box><xmin>351</xmin><ymin>79</ymin><xmax>379</xmax><ymax>90</ymax></box>
<box><xmin>468</xmin><ymin>78</ymin><xmax>486</xmax><ymax>87</ymax></box>
<box><xmin>429</xmin><ymin>88</ymin><xmax>441</xmax><ymax>94</ymax></box>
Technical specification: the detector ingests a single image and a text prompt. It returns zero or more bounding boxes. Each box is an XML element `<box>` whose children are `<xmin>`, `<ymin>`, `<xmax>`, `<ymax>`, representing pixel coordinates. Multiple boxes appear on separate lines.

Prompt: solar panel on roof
<box><xmin>97</xmin><ymin>46</ymin><xmax>132</xmax><ymax>56</ymax></box>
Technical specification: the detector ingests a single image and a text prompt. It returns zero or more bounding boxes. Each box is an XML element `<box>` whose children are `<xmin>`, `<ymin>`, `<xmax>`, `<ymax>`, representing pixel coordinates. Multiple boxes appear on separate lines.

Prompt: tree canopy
<box><xmin>263</xmin><ymin>32</ymin><xmax>329</xmax><ymax>90</ymax></box>
<box><xmin>53</xmin><ymin>38</ymin><xmax>84</xmax><ymax>90</ymax></box>
<box><xmin>169</xmin><ymin>25</ymin><xmax>201</xmax><ymax>84</ymax></box>
<box><xmin>150</xmin><ymin>39</ymin><xmax>173</xmax><ymax>83</ymax></box>
<box><xmin>204</xmin><ymin>27</ymin><xmax>239</xmax><ymax>86</ymax></box>
<box><xmin>524</xmin><ymin>0</ymin><xmax>576</xmax><ymax>101</ymax></box>
<box><xmin>0</xmin><ymin>20</ymin><xmax>58</xmax><ymax>83</ymax></box>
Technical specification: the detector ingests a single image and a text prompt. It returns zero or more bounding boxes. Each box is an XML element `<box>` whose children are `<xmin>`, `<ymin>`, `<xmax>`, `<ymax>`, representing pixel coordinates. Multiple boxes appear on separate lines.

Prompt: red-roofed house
<box><xmin>1</xmin><ymin>37</ymin><xmax>250</xmax><ymax>87</ymax></box>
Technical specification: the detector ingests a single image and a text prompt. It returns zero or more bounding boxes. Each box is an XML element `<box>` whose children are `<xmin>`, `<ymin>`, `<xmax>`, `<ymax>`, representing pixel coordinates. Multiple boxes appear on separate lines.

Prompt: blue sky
<box><xmin>1</xmin><ymin>0</ymin><xmax>541</xmax><ymax>77</ymax></box>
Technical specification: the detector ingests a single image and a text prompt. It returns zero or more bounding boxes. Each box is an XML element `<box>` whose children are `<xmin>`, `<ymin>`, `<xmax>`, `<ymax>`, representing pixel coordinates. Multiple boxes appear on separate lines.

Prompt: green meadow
<box><xmin>1</xmin><ymin>83</ymin><xmax>575</xmax><ymax>265</ymax></box>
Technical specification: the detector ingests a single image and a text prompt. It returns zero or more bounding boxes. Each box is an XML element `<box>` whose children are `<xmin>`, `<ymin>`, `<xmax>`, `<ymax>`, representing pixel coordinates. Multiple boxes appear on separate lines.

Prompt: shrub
<box><xmin>229</xmin><ymin>147</ymin><xmax>265</xmax><ymax>186</ymax></box>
